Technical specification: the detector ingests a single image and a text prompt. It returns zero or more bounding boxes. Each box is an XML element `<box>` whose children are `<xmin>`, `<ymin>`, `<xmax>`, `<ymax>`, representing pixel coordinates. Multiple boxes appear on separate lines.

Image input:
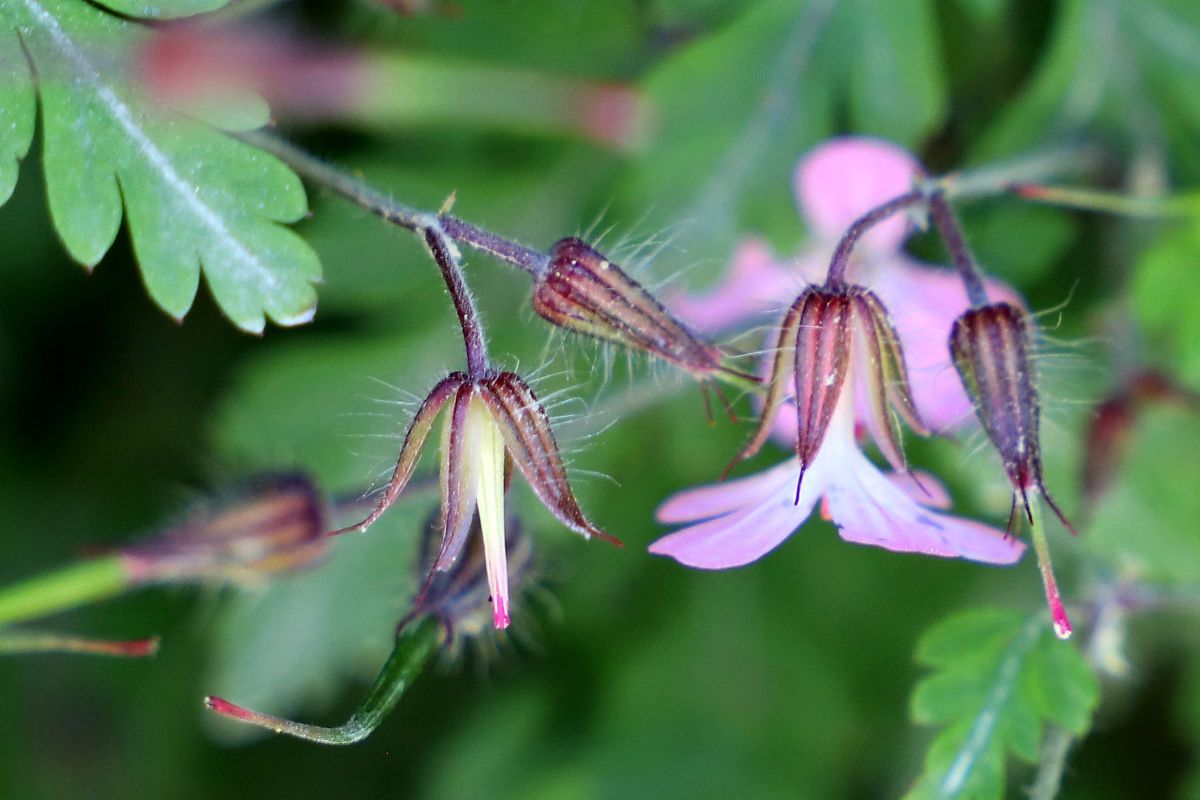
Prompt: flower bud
<box><xmin>731</xmin><ymin>284</ymin><xmax>926</xmax><ymax>492</ymax></box>
<box><xmin>122</xmin><ymin>475</ymin><xmax>327</xmax><ymax>586</ymax></box>
<box><xmin>534</xmin><ymin>238</ymin><xmax>736</xmax><ymax>381</ymax></box>
<box><xmin>948</xmin><ymin>302</ymin><xmax>1072</xmax><ymax>532</ymax></box>
<box><xmin>951</xmin><ymin>302</ymin><xmax>1075</xmax><ymax>638</ymax></box>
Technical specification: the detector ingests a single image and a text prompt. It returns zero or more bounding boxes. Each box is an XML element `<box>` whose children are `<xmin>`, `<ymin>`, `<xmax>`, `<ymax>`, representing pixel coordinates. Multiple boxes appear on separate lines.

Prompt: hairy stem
<box><xmin>205</xmin><ymin>615</ymin><xmax>441</xmax><ymax>745</ymax></box>
<box><xmin>937</xmin><ymin>145</ymin><xmax>1103</xmax><ymax>201</ymax></box>
<box><xmin>237</xmin><ymin>131</ymin><xmax>548</xmax><ymax>274</ymax></box>
<box><xmin>927</xmin><ymin>191</ymin><xmax>990</xmax><ymax>309</ymax></box>
<box><xmin>824</xmin><ymin>190</ymin><xmax>926</xmax><ymax>287</ymax></box>
<box><xmin>425</xmin><ymin>226</ymin><xmax>490</xmax><ymax>376</ymax></box>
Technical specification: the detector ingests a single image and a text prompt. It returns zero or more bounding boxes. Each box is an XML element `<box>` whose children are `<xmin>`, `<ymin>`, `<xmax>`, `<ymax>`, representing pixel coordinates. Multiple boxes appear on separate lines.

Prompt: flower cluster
<box><xmin>649</xmin><ymin>138</ymin><xmax>1076</xmax><ymax>637</ymax></box>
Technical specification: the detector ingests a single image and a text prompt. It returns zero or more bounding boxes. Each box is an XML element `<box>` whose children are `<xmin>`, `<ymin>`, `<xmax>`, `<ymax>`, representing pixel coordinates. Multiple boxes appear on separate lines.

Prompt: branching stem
<box><xmin>237</xmin><ymin>131</ymin><xmax>548</xmax><ymax>274</ymax></box>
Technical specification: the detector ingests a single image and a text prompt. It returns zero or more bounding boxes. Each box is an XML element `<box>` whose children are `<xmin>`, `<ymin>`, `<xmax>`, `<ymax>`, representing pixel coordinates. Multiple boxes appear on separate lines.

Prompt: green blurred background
<box><xmin>2</xmin><ymin>0</ymin><xmax>1200</xmax><ymax>797</ymax></box>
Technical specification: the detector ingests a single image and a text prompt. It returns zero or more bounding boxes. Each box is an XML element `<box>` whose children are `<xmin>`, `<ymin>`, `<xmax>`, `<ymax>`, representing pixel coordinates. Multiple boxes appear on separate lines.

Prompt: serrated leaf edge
<box><xmin>17</xmin><ymin>0</ymin><xmax>310</xmax><ymax>332</ymax></box>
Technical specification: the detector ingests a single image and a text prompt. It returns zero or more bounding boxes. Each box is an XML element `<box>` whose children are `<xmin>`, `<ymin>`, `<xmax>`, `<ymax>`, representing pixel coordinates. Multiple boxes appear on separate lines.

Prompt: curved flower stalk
<box><xmin>206</xmin><ymin>515</ymin><xmax>536</xmax><ymax>745</ymax></box>
<box><xmin>652</xmin><ymin>279</ymin><xmax>1025</xmax><ymax>569</ymax></box>
<box><xmin>670</xmin><ymin>137</ymin><xmax>1020</xmax><ymax>434</ymax></box>
<box><xmin>334</xmin><ymin>222</ymin><xmax>617</xmax><ymax>632</ymax></box>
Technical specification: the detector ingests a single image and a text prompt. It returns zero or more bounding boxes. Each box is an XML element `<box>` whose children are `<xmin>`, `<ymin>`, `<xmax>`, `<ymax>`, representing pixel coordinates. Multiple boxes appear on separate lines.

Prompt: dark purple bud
<box><xmin>478</xmin><ymin>371</ymin><xmax>622</xmax><ymax>548</ymax></box>
<box><xmin>949</xmin><ymin>302</ymin><xmax>1074</xmax><ymax>534</ymax></box>
<box><xmin>123</xmin><ymin>475</ymin><xmax>327</xmax><ymax>585</ymax></box>
<box><xmin>847</xmin><ymin>286</ymin><xmax>928</xmax><ymax>474</ymax></box>
<box><xmin>534</xmin><ymin>238</ymin><xmax>739</xmax><ymax>381</ymax></box>
<box><xmin>730</xmin><ymin>284</ymin><xmax>927</xmax><ymax>495</ymax></box>
<box><xmin>727</xmin><ymin>287</ymin><xmax>851</xmax><ymax>495</ymax></box>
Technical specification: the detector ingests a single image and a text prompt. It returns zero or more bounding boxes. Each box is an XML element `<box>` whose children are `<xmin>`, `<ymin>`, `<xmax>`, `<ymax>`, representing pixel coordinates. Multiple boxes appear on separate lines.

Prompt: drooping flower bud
<box><xmin>948</xmin><ymin>302</ymin><xmax>1074</xmax><ymax>533</ymax></box>
<box><xmin>534</xmin><ymin>238</ymin><xmax>746</xmax><ymax>383</ymax></box>
<box><xmin>123</xmin><ymin>474</ymin><xmax>328</xmax><ymax>586</ymax></box>
<box><xmin>731</xmin><ymin>284</ymin><xmax>927</xmax><ymax>494</ymax></box>
<box><xmin>950</xmin><ymin>302</ymin><xmax>1075</xmax><ymax>638</ymax></box>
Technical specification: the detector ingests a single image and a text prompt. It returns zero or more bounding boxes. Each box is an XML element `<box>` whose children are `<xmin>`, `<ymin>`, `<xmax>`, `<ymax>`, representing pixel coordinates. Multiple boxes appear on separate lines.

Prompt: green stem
<box><xmin>1006</xmin><ymin>183</ymin><xmax>1185</xmax><ymax>218</ymax></box>
<box><xmin>204</xmin><ymin>615</ymin><xmax>442</xmax><ymax>745</ymax></box>
<box><xmin>0</xmin><ymin>557</ymin><xmax>131</xmax><ymax>628</ymax></box>
<box><xmin>937</xmin><ymin>145</ymin><xmax>1102</xmax><ymax>201</ymax></box>
<box><xmin>0</xmin><ymin>630</ymin><xmax>158</xmax><ymax>658</ymax></box>
<box><xmin>1029</xmin><ymin>497</ymin><xmax>1072</xmax><ymax>640</ymax></box>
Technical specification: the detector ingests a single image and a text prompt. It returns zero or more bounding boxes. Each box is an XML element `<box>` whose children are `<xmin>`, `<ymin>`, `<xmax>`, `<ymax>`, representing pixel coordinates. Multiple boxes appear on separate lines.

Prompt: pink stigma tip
<box><xmin>492</xmin><ymin>597</ymin><xmax>511</xmax><ymax>630</ymax></box>
<box><xmin>205</xmin><ymin>696</ymin><xmax>255</xmax><ymax>721</ymax></box>
<box><xmin>1051</xmin><ymin>609</ymin><xmax>1073</xmax><ymax>640</ymax></box>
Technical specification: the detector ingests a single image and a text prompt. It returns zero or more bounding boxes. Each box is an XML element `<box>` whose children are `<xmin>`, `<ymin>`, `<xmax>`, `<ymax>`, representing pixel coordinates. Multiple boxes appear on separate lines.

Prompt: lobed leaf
<box><xmin>904</xmin><ymin>608</ymin><xmax>1099</xmax><ymax>800</ymax></box>
<box><xmin>0</xmin><ymin>0</ymin><xmax>320</xmax><ymax>332</ymax></box>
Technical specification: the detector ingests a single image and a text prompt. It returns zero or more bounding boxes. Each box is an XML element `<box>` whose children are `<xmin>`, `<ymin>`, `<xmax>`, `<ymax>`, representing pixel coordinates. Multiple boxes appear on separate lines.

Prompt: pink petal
<box><xmin>656</xmin><ymin>459</ymin><xmax>798</xmax><ymax>524</ymax></box>
<box><xmin>795</xmin><ymin>138</ymin><xmax>920</xmax><ymax>253</ymax></box>
<box><xmin>650</xmin><ymin>460</ymin><xmax>823</xmax><ymax>569</ymax></box>
<box><xmin>667</xmin><ymin>238</ymin><xmax>807</xmax><ymax>334</ymax></box>
<box><xmin>820</xmin><ymin>436</ymin><xmax>1024</xmax><ymax>564</ymax></box>
<box><xmin>886</xmin><ymin>469</ymin><xmax>952</xmax><ymax>509</ymax></box>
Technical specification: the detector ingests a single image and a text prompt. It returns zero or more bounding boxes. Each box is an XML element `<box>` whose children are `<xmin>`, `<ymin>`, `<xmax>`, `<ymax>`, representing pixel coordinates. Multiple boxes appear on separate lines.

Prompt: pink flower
<box><xmin>652</xmin><ymin>283</ymin><xmax>1027</xmax><ymax>568</ymax></box>
<box><xmin>670</xmin><ymin>136</ymin><xmax>1019</xmax><ymax>434</ymax></box>
<box><xmin>652</xmin><ymin>140</ymin><xmax>1029</xmax><ymax>571</ymax></box>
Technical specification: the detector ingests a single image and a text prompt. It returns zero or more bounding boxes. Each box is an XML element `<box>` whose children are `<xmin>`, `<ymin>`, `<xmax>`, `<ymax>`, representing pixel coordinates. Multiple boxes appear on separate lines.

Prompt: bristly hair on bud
<box><xmin>949</xmin><ymin>302</ymin><xmax>1076</xmax><ymax>535</ymax></box>
<box><xmin>332</xmin><ymin>368</ymin><xmax>619</xmax><ymax>630</ymax></box>
<box><xmin>534</xmin><ymin>238</ymin><xmax>756</xmax><ymax>388</ymax></box>
<box><xmin>122</xmin><ymin>474</ymin><xmax>328</xmax><ymax>586</ymax></box>
<box><xmin>950</xmin><ymin>301</ymin><xmax>1077</xmax><ymax>639</ymax></box>
<box><xmin>729</xmin><ymin>283</ymin><xmax>928</xmax><ymax>498</ymax></box>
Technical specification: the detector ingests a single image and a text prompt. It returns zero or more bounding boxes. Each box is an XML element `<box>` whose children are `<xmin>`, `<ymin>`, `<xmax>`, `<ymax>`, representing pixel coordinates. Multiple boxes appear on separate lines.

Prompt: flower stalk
<box><xmin>0</xmin><ymin>631</ymin><xmax>160</xmax><ymax>658</ymax></box>
<box><xmin>0</xmin><ymin>557</ymin><xmax>129</xmax><ymax>629</ymax></box>
<box><xmin>205</xmin><ymin>615</ymin><xmax>442</xmax><ymax>744</ymax></box>
<box><xmin>824</xmin><ymin>189</ymin><xmax>925</xmax><ymax>287</ymax></box>
<box><xmin>1029</xmin><ymin>496</ymin><xmax>1072</xmax><ymax>639</ymax></box>
<box><xmin>926</xmin><ymin>190</ymin><xmax>990</xmax><ymax>309</ymax></box>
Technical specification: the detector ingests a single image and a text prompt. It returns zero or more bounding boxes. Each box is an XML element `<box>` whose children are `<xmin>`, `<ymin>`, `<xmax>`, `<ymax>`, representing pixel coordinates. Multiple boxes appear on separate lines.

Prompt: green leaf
<box><xmin>620</xmin><ymin>0</ymin><xmax>946</xmax><ymax>284</ymax></box>
<box><xmin>619</xmin><ymin>0</ymin><xmax>838</xmax><ymax>280</ymax></box>
<box><xmin>975</xmin><ymin>0</ymin><xmax>1200</xmax><ymax>163</ymax></box>
<box><xmin>0</xmin><ymin>0</ymin><xmax>321</xmax><ymax>332</ymax></box>
<box><xmin>1132</xmin><ymin>206</ymin><xmax>1200</xmax><ymax>385</ymax></box>
<box><xmin>832</xmin><ymin>0</ymin><xmax>947</xmax><ymax>148</ymax></box>
<box><xmin>905</xmin><ymin>608</ymin><xmax>1099</xmax><ymax>800</ymax></box>
<box><xmin>1087</xmin><ymin>406</ymin><xmax>1200</xmax><ymax>583</ymax></box>
<box><xmin>91</xmin><ymin>0</ymin><xmax>229</xmax><ymax>20</ymax></box>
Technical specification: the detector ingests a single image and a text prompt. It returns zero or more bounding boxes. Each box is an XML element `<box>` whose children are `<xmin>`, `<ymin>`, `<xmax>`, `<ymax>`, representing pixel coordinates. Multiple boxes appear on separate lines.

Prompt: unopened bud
<box><xmin>123</xmin><ymin>475</ymin><xmax>327</xmax><ymax>586</ymax></box>
<box><xmin>534</xmin><ymin>238</ymin><xmax>737</xmax><ymax>381</ymax></box>
<box><xmin>733</xmin><ymin>284</ymin><xmax>926</xmax><ymax>492</ymax></box>
<box><xmin>949</xmin><ymin>302</ymin><xmax>1072</xmax><ymax>532</ymax></box>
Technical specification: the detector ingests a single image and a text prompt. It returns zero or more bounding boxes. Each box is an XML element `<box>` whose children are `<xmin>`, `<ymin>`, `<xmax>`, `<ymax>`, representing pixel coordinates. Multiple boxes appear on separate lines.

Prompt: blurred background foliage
<box><xmin>1</xmin><ymin>0</ymin><xmax>1199</xmax><ymax>797</ymax></box>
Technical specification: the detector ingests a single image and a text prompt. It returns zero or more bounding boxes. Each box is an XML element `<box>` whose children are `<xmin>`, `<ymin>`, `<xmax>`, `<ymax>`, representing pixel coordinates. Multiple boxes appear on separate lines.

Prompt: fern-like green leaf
<box><xmin>904</xmin><ymin>608</ymin><xmax>1099</xmax><ymax>800</ymax></box>
<box><xmin>0</xmin><ymin>0</ymin><xmax>320</xmax><ymax>333</ymax></box>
